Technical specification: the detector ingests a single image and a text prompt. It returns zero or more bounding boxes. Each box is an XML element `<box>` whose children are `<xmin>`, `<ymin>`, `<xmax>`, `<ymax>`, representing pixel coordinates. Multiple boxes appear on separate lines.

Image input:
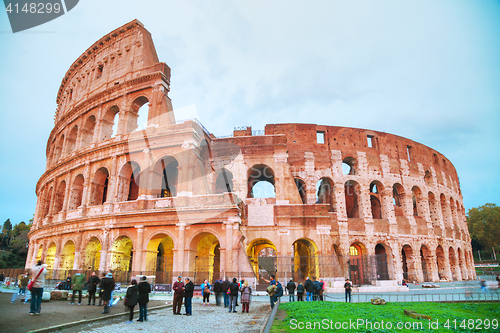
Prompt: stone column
<box><xmin>92</xmin><ymin>105</ymin><xmax>103</xmax><ymax>144</ymax></box>
<box><xmin>382</xmin><ymin>188</ymin><xmax>398</xmax><ymax>234</ymax></box>
<box><xmin>81</xmin><ymin>162</ymin><xmax>92</xmax><ymax>208</ymax></box>
<box><xmin>73</xmin><ymin>232</ymin><xmax>83</xmax><ymax>270</ymax></box>
<box><xmin>442</xmin><ymin>246</ymin><xmax>452</xmax><ymax>281</ymax></box>
<box><xmin>224</xmin><ymin>220</ymin><xmax>234</xmax><ymax>274</ymax></box>
<box><xmin>99</xmin><ymin>229</ymin><xmax>110</xmax><ymax>272</ymax></box>
<box><xmin>174</xmin><ymin>223</ymin><xmax>186</xmax><ymax>274</ymax></box>
<box><xmin>133</xmin><ymin>225</ymin><xmax>145</xmax><ymax>273</ymax></box>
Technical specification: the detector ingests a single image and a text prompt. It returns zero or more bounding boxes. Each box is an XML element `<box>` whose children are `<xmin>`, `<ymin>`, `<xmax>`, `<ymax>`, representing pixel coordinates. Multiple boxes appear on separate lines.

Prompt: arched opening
<box><xmin>292</xmin><ymin>239</ymin><xmax>318</xmax><ymax>282</ymax></box>
<box><xmin>392</xmin><ymin>183</ymin><xmax>405</xmax><ymax>217</ymax></box>
<box><xmin>100</xmin><ymin>106</ymin><xmax>119</xmax><ymax>141</ymax></box>
<box><xmin>375</xmin><ymin>243</ymin><xmax>389</xmax><ymax>280</ymax></box>
<box><xmin>247</xmin><ymin>238</ymin><xmax>277</xmax><ymax>286</ymax></box>
<box><xmin>402</xmin><ymin>245</ymin><xmax>415</xmax><ymax>282</ymax></box>
<box><xmin>199</xmin><ymin>139</ymin><xmax>212</xmax><ymax>178</ymax></box>
<box><xmin>89</xmin><ymin>167</ymin><xmax>109</xmax><ymax>206</ymax></box>
<box><xmin>370</xmin><ymin>181</ymin><xmax>383</xmax><ymax>219</ymax></box>
<box><xmin>424</xmin><ymin>170</ymin><xmax>433</xmax><ymax>186</ymax></box>
<box><xmin>153</xmin><ymin>156</ymin><xmax>179</xmax><ymax>198</ymax></box>
<box><xmin>60</xmin><ymin>240</ymin><xmax>75</xmax><ymax>276</ymax></box>
<box><xmin>126</xmin><ymin>96</ymin><xmax>149</xmax><ymax>133</ymax></box>
<box><xmin>412</xmin><ymin>186</ymin><xmax>422</xmax><ymax>217</ymax></box>
<box><xmin>35</xmin><ymin>245</ymin><xmax>43</xmax><ymax>263</ymax></box>
<box><xmin>45</xmin><ymin>242</ymin><xmax>57</xmax><ymax>270</ymax></box>
<box><xmin>117</xmin><ymin>161</ymin><xmax>141</xmax><ymax>202</ymax></box>
<box><xmin>66</xmin><ymin>125</ymin><xmax>78</xmax><ymax>155</ymax></box>
<box><xmin>436</xmin><ymin>245</ymin><xmax>445</xmax><ymax>280</ymax></box>
<box><xmin>146</xmin><ymin>234</ymin><xmax>174</xmax><ymax>284</ymax></box>
<box><xmin>420</xmin><ymin>245</ymin><xmax>430</xmax><ymax>282</ymax></box>
<box><xmin>81</xmin><ymin>115</ymin><xmax>96</xmax><ymax>148</ymax></box>
<box><xmin>294</xmin><ymin>178</ymin><xmax>307</xmax><ymax>204</ymax></box>
<box><xmin>109</xmin><ymin>236</ymin><xmax>133</xmax><ymax>282</ymax></box>
<box><xmin>316</xmin><ymin>177</ymin><xmax>335</xmax><ymax>211</ymax></box>
<box><xmin>349</xmin><ymin>243</ymin><xmax>367</xmax><ymax>285</ymax></box>
<box><xmin>42</xmin><ymin>186</ymin><xmax>53</xmax><ymax>217</ymax></box>
<box><xmin>68</xmin><ymin>175</ymin><xmax>84</xmax><ymax>210</ymax></box>
<box><xmin>450</xmin><ymin>198</ymin><xmax>458</xmax><ymax>228</ymax></box>
<box><xmin>52</xmin><ymin>135</ymin><xmax>64</xmax><ymax>163</ymax></box>
<box><xmin>83</xmin><ymin>237</ymin><xmax>101</xmax><ymax>271</ymax></box>
<box><xmin>440</xmin><ymin>194</ymin><xmax>450</xmax><ymax>228</ymax></box>
<box><xmin>215</xmin><ymin>169</ymin><xmax>234</xmax><ymax>193</ymax></box>
<box><xmin>457</xmin><ymin>247</ymin><xmax>466</xmax><ymax>280</ymax></box>
<box><xmin>428</xmin><ymin>192</ymin><xmax>440</xmax><ymax>228</ymax></box>
<box><xmin>344</xmin><ymin>180</ymin><xmax>359</xmax><ymax>218</ymax></box>
<box><xmin>247</xmin><ymin>164</ymin><xmax>275</xmax><ymax>198</ymax></box>
<box><xmin>189</xmin><ymin>233</ymin><xmax>220</xmax><ymax>284</ymax></box>
<box><xmin>342</xmin><ymin>156</ymin><xmax>357</xmax><ymax>175</ymax></box>
<box><xmin>449</xmin><ymin>247</ymin><xmax>459</xmax><ymax>281</ymax></box>
<box><xmin>53</xmin><ymin>181</ymin><xmax>66</xmax><ymax>214</ymax></box>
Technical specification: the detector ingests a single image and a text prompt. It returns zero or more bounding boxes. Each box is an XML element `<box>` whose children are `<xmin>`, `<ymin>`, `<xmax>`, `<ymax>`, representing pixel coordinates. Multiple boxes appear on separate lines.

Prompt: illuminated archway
<box><xmin>349</xmin><ymin>242</ymin><xmax>367</xmax><ymax>285</ymax></box>
<box><xmin>35</xmin><ymin>245</ymin><xmax>43</xmax><ymax>263</ymax></box>
<box><xmin>109</xmin><ymin>236</ymin><xmax>133</xmax><ymax>283</ymax></box>
<box><xmin>60</xmin><ymin>240</ymin><xmax>75</xmax><ymax>275</ymax></box>
<box><xmin>146</xmin><ymin>234</ymin><xmax>174</xmax><ymax>284</ymax></box>
<box><xmin>292</xmin><ymin>238</ymin><xmax>319</xmax><ymax>281</ymax></box>
<box><xmin>189</xmin><ymin>233</ymin><xmax>220</xmax><ymax>284</ymax></box>
<box><xmin>247</xmin><ymin>238</ymin><xmax>277</xmax><ymax>283</ymax></box>
<box><xmin>45</xmin><ymin>242</ymin><xmax>57</xmax><ymax>270</ymax></box>
<box><xmin>83</xmin><ymin>237</ymin><xmax>101</xmax><ymax>271</ymax></box>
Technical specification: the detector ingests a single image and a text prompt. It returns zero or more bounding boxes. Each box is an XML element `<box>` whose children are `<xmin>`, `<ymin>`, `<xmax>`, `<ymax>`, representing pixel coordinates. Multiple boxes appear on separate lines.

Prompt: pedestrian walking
<box><xmin>296</xmin><ymin>283</ymin><xmax>304</xmax><ymax>301</ymax></box>
<box><xmin>228</xmin><ymin>278</ymin><xmax>239</xmax><ymax>313</ymax></box>
<box><xmin>263</xmin><ymin>275</ymin><xmax>277</xmax><ymax>308</ymax></box>
<box><xmin>172</xmin><ymin>276</ymin><xmax>184</xmax><ymax>315</ymax></box>
<box><xmin>137</xmin><ymin>276</ymin><xmax>151</xmax><ymax>321</ymax></box>
<box><xmin>240</xmin><ymin>280</ymin><xmax>252</xmax><ymax>313</ymax></box>
<box><xmin>70</xmin><ymin>271</ymin><xmax>85</xmax><ymax>305</ymax></box>
<box><xmin>184</xmin><ymin>277</ymin><xmax>194</xmax><ymax>316</ymax></box>
<box><xmin>214</xmin><ymin>279</ymin><xmax>222</xmax><ymax>306</ymax></box>
<box><xmin>222</xmin><ymin>277</ymin><xmax>230</xmax><ymax>307</ymax></box>
<box><xmin>12</xmin><ymin>274</ymin><xmax>29</xmax><ymax>303</ymax></box>
<box><xmin>313</xmin><ymin>278</ymin><xmax>321</xmax><ymax>301</ymax></box>
<box><xmin>304</xmin><ymin>277</ymin><xmax>313</xmax><ymax>301</ymax></box>
<box><xmin>201</xmin><ymin>279</ymin><xmax>211</xmax><ymax>306</ymax></box>
<box><xmin>480</xmin><ymin>279</ymin><xmax>488</xmax><ymax>293</ymax></box>
<box><xmin>65</xmin><ymin>274</ymin><xmax>72</xmax><ymax>291</ymax></box>
<box><xmin>344</xmin><ymin>279</ymin><xmax>352</xmax><ymax>302</ymax></box>
<box><xmin>319</xmin><ymin>278</ymin><xmax>325</xmax><ymax>301</ymax></box>
<box><xmin>87</xmin><ymin>272</ymin><xmax>100</xmax><ymax>305</ymax></box>
<box><xmin>125</xmin><ymin>279</ymin><xmax>138</xmax><ymax>323</ymax></box>
<box><xmin>100</xmin><ymin>272</ymin><xmax>115</xmax><ymax>314</ymax></box>
<box><xmin>29</xmin><ymin>260</ymin><xmax>47</xmax><ymax>315</ymax></box>
<box><xmin>98</xmin><ymin>272</ymin><xmax>106</xmax><ymax>306</ymax></box>
<box><xmin>286</xmin><ymin>278</ymin><xmax>296</xmax><ymax>302</ymax></box>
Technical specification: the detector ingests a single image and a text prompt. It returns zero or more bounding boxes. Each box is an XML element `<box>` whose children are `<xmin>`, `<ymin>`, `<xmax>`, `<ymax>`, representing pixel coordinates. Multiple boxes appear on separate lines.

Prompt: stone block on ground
<box><xmin>51</xmin><ymin>290</ymin><xmax>68</xmax><ymax>300</ymax></box>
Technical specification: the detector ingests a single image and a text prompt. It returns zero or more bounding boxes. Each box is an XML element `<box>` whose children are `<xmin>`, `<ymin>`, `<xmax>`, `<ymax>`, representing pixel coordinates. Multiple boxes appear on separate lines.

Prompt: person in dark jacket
<box><xmin>125</xmin><ymin>279</ymin><xmax>138</xmax><ymax>323</ymax></box>
<box><xmin>214</xmin><ymin>279</ymin><xmax>222</xmax><ymax>306</ymax></box>
<box><xmin>228</xmin><ymin>278</ymin><xmax>239</xmax><ymax>313</ymax></box>
<box><xmin>100</xmin><ymin>272</ymin><xmax>115</xmax><ymax>314</ymax></box>
<box><xmin>137</xmin><ymin>276</ymin><xmax>151</xmax><ymax>321</ymax></box>
<box><xmin>184</xmin><ymin>277</ymin><xmax>194</xmax><ymax>316</ymax></box>
<box><xmin>312</xmin><ymin>278</ymin><xmax>321</xmax><ymax>301</ymax></box>
<box><xmin>344</xmin><ymin>279</ymin><xmax>352</xmax><ymax>302</ymax></box>
<box><xmin>296</xmin><ymin>283</ymin><xmax>304</xmax><ymax>301</ymax></box>
<box><xmin>98</xmin><ymin>272</ymin><xmax>106</xmax><ymax>306</ymax></box>
<box><xmin>87</xmin><ymin>272</ymin><xmax>100</xmax><ymax>306</ymax></box>
<box><xmin>172</xmin><ymin>276</ymin><xmax>184</xmax><ymax>315</ymax></box>
<box><xmin>273</xmin><ymin>281</ymin><xmax>283</xmax><ymax>306</ymax></box>
<box><xmin>65</xmin><ymin>274</ymin><xmax>72</xmax><ymax>291</ymax></box>
<box><xmin>263</xmin><ymin>275</ymin><xmax>277</xmax><ymax>309</ymax></box>
<box><xmin>286</xmin><ymin>278</ymin><xmax>296</xmax><ymax>302</ymax></box>
<box><xmin>221</xmin><ymin>277</ymin><xmax>230</xmax><ymax>308</ymax></box>
<box><xmin>304</xmin><ymin>277</ymin><xmax>313</xmax><ymax>301</ymax></box>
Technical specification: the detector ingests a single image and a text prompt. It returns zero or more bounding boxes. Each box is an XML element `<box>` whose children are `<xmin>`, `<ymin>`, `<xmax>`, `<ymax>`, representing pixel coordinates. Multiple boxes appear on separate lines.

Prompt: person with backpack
<box><xmin>296</xmin><ymin>282</ymin><xmax>305</xmax><ymax>301</ymax></box>
<box><xmin>313</xmin><ymin>278</ymin><xmax>321</xmax><ymax>301</ymax></box>
<box><xmin>222</xmin><ymin>277</ymin><xmax>230</xmax><ymax>308</ymax></box>
<box><xmin>228</xmin><ymin>278</ymin><xmax>239</xmax><ymax>313</ymax></box>
<box><xmin>200</xmin><ymin>279</ymin><xmax>211</xmax><ymax>306</ymax></box>
<box><xmin>29</xmin><ymin>260</ymin><xmax>47</xmax><ymax>315</ymax></box>
<box><xmin>286</xmin><ymin>278</ymin><xmax>296</xmax><ymax>302</ymax></box>
<box><xmin>239</xmin><ymin>280</ymin><xmax>252</xmax><ymax>313</ymax></box>
<box><xmin>69</xmin><ymin>271</ymin><xmax>85</xmax><ymax>305</ymax></box>
<box><xmin>100</xmin><ymin>272</ymin><xmax>115</xmax><ymax>314</ymax></box>
<box><xmin>124</xmin><ymin>279</ymin><xmax>138</xmax><ymax>323</ymax></box>
<box><xmin>273</xmin><ymin>281</ymin><xmax>284</xmax><ymax>306</ymax></box>
<box><xmin>304</xmin><ymin>277</ymin><xmax>313</xmax><ymax>301</ymax></box>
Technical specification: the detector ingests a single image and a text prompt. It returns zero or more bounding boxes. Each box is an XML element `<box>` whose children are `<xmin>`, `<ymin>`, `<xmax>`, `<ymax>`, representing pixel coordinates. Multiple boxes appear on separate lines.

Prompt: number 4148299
<box><xmin>5</xmin><ymin>2</ymin><xmax>61</xmax><ymax>14</ymax></box>
<box><xmin>444</xmin><ymin>318</ymin><xmax>498</xmax><ymax>330</ymax></box>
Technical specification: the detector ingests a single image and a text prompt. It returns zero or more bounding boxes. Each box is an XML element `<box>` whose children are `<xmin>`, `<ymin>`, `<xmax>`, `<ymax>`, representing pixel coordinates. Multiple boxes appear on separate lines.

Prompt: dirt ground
<box><xmin>0</xmin><ymin>292</ymin><xmax>167</xmax><ymax>333</ymax></box>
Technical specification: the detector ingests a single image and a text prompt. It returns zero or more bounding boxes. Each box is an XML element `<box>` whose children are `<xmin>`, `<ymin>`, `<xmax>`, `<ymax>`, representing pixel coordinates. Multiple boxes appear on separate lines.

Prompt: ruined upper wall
<box><xmin>55</xmin><ymin>19</ymin><xmax>161</xmax><ymax>122</ymax></box>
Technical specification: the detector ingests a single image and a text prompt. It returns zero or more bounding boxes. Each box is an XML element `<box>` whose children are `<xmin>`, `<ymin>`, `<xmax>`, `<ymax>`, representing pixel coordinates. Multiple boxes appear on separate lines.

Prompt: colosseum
<box><xmin>26</xmin><ymin>20</ymin><xmax>475</xmax><ymax>290</ymax></box>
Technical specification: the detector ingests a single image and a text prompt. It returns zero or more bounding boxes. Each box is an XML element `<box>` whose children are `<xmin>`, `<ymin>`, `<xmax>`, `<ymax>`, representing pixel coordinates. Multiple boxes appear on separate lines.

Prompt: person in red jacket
<box><xmin>172</xmin><ymin>276</ymin><xmax>184</xmax><ymax>315</ymax></box>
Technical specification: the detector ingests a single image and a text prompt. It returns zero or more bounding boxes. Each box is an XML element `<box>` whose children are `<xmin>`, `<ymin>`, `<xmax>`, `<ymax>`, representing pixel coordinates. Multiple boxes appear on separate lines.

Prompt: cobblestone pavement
<box><xmin>77</xmin><ymin>301</ymin><xmax>270</xmax><ymax>333</ymax></box>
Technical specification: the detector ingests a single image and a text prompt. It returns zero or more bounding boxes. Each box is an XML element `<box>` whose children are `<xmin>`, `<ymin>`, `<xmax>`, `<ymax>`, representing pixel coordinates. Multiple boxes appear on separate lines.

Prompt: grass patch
<box><xmin>271</xmin><ymin>301</ymin><xmax>500</xmax><ymax>332</ymax></box>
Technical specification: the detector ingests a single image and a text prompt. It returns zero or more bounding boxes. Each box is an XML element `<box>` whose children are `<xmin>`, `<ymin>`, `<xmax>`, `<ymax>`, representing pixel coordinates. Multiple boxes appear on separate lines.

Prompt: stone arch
<box><xmin>247</xmin><ymin>164</ymin><xmax>275</xmax><ymax>198</ymax></box>
<box><xmin>294</xmin><ymin>177</ymin><xmax>307</xmax><ymax>204</ymax></box>
<box><xmin>60</xmin><ymin>240</ymin><xmax>75</xmax><ymax>273</ymax></box>
<box><xmin>89</xmin><ymin>167</ymin><xmax>109</xmax><ymax>206</ymax></box>
<box><xmin>188</xmin><ymin>232</ymin><xmax>221</xmax><ymax>284</ymax></box>
<box><xmin>68</xmin><ymin>174</ymin><xmax>84</xmax><ymax>210</ymax></box>
<box><xmin>45</xmin><ymin>242</ymin><xmax>57</xmax><ymax>270</ymax></box>
<box><xmin>52</xmin><ymin>134</ymin><xmax>64</xmax><ymax>164</ymax></box>
<box><xmin>449</xmin><ymin>246</ymin><xmax>460</xmax><ymax>281</ymax></box>
<box><xmin>392</xmin><ymin>183</ymin><xmax>405</xmax><ymax>217</ymax></box>
<box><xmin>125</xmin><ymin>96</ymin><xmax>150</xmax><ymax>133</ymax></box>
<box><xmin>35</xmin><ymin>244</ymin><xmax>43</xmax><ymax>263</ymax></box>
<box><xmin>152</xmin><ymin>155</ymin><xmax>179</xmax><ymax>198</ymax></box>
<box><xmin>53</xmin><ymin>180</ymin><xmax>66</xmax><ymax>214</ymax></box>
<box><xmin>81</xmin><ymin>115</ymin><xmax>96</xmax><ymax>148</ymax></box>
<box><xmin>428</xmin><ymin>192</ymin><xmax>440</xmax><ymax>228</ymax></box>
<box><xmin>436</xmin><ymin>245</ymin><xmax>446</xmax><ymax>280</ymax></box>
<box><xmin>450</xmin><ymin>197</ymin><xmax>458</xmax><ymax>228</ymax></box>
<box><xmin>402</xmin><ymin>244</ymin><xmax>417</xmax><ymax>282</ymax></box>
<box><xmin>316</xmin><ymin>177</ymin><xmax>335</xmax><ymax>211</ymax></box>
<box><xmin>440</xmin><ymin>193</ymin><xmax>451</xmax><ymax>228</ymax></box>
<box><xmin>375</xmin><ymin>243</ymin><xmax>390</xmax><ymax>280</ymax></box>
<box><xmin>370</xmin><ymin>181</ymin><xmax>384</xmax><ymax>219</ymax></box>
<box><xmin>117</xmin><ymin>161</ymin><xmax>141</xmax><ymax>202</ymax></box>
<box><xmin>65</xmin><ymin>125</ymin><xmax>78</xmax><ymax>155</ymax></box>
<box><xmin>109</xmin><ymin>235</ymin><xmax>134</xmax><ymax>277</ymax></box>
<box><xmin>292</xmin><ymin>238</ymin><xmax>319</xmax><ymax>281</ymax></box>
<box><xmin>100</xmin><ymin>105</ymin><xmax>119</xmax><ymax>141</ymax></box>
<box><xmin>349</xmin><ymin>242</ymin><xmax>367</xmax><ymax>285</ymax></box>
<box><xmin>215</xmin><ymin>168</ymin><xmax>234</xmax><ymax>194</ymax></box>
<box><xmin>246</xmin><ymin>238</ymin><xmax>277</xmax><ymax>283</ymax></box>
<box><xmin>344</xmin><ymin>180</ymin><xmax>360</xmax><ymax>218</ymax></box>
<box><xmin>412</xmin><ymin>186</ymin><xmax>423</xmax><ymax>217</ymax></box>
<box><xmin>146</xmin><ymin>233</ymin><xmax>174</xmax><ymax>284</ymax></box>
<box><xmin>420</xmin><ymin>244</ymin><xmax>431</xmax><ymax>282</ymax></box>
<box><xmin>342</xmin><ymin>156</ymin><xmax>357</xmax><ymax>175</ymax></box>
<box><xmin>42</xmin><ymin>185</ymin><xmax>53</xmax><ymax>217</ymax></box>
<box><xmin>457</xmin><ymin>247</ymin><xmax>467</xmax><ymax>280</ymax></box>
<box><xmin>83</xmin><ymin>236</ymin><xmax>101</xmax><ymax>271</ymax></box>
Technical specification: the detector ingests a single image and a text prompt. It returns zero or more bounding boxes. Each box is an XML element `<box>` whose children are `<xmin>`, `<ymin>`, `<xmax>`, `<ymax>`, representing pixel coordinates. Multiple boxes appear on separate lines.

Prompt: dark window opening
<box><xmin>367</xmin><ymin>135</ymin><xmax>374</xmax><ymax>148</ymax></box>
<box><xmin>407</xmin><ymin>145</ymin><xmax>412</xmax><ymax>162</ymax></box>
<box><xmin>96</xmin><ymin>65</ymin><xmax>103</xmax><ymax>79</ymax></box>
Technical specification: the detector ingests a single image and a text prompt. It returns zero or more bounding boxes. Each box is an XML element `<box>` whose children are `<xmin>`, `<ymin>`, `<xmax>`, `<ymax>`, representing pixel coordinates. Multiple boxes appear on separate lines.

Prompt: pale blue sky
<box><xmin>0</xmin><ymin>0</ymin><xmax>499</xmax><ymax>226</ymax></box>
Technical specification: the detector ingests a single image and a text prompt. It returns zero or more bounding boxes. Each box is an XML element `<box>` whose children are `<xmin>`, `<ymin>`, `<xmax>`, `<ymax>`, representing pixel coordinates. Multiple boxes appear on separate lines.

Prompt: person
<box><xmin>125</xmin><ymin>279</ymin><xmax>138</xmax><ymax>323</ymax></box>
<box><xmin>240</xmin><ymin>280</ymin><xmax>252</xmax><ymax>313</ymax></box>
<box><xmin>98</xmin><ymin>272</ymin><xmax>106</xmax><ymax>306</ymax></box>
<box><xmin>273</xmin><ymin>281</ymin><xmax>283</xmax><ymax>306</ymax></box>
<box><xmin>296</xmin><ymin>282</ymin><xmax>304</xmax><ymax>301</ymax></box>
<box><xmin>70</xmin><ymin>271</ymin><xmax>85</xmax><ymax>305</ymax></box>
<box><xmin>319</xmin><ymin>279</ymin><xmax>325</xmax><ymax>301</ymax></box>
<box><xmin>286</xmin><ymin>278</ymin><xmax>296</xmax><ymax>302</ymax></box>
<box><xmin>12</xmin><ymin>273</ymin><xmax>29</xmax><ymax>304</ymax></box>
<box><xmin>214</xmin><ymin>279</ymin><xmax>222</xmax><ymax>306</ymax></box>
<box><xmin>402</xmin><ymin>279</ymin><xmax>408</xmax><ymax>287</ymax></box>
<box><xmin>108</xmin><ymin>270</ymin><xmax>115</xmax><ymax>307</ymax></box>
<box><xmin>313</xmin><ymin>278</ymin><xmax>321</xmax><ymax>301</ymax></box>
<box><xmin>222</xmin><ymin>277</ymin><xmax>230</xmax><ymax>308</ymax></box>
<box><xmin>87</xmin><ymin>272</ymin><xmax>100</xmax><ymax>305</ymax></box>
<box><xmin>183</xmin><ymin>277</ymin><xmax>194</xmax><ymax>316</ymax></box>
<box><xmin>29</xmin><ymin>260</ymin><xmax>47</xmax><ymax>315</ymax></box>
<box><xmin>238</xmin><ymin>279</ymin><xmax>245</xmax><ymax>306</ymax></box>
<box><xmin>480</xmin><ymin>279</ymin><xmax>488</xmax><ymax>293</ymax></box>
<box><xmin>228</xmin><ymin>278</ymin><xmax>239</xmax><ymax>313</ymax></box>
<box><xmin>344</xmin><ymin>279</ymin><xmax>352</xmax><ymax>302</ymax></box>
<box><xmin>200</xmin><ymin>279</ymin><xmax>211</xmax><ymax>306</ymax></box>
<box><xmin>65</xmin><ymin>274</ymin><xmax>72</xmax><ymax>291</ymax></box>
<box><xmin>304</xmin><ymin>277</ymin><xmax>313</xmax><ymax>301</ymax></box>
<box><xmin>172</xmin><ymin>276</ymin><xmax>184</xmax><ymax>315</ymax></box>
<box><xmin>0</xmin><ymin>272</ymin><xmax>4</xmax><ymax>284</ymax></box>
<box><xmin>137</xmin><ymin>276</ymin><xmax>151</xmax><ymax>321</ymax></box>
<box><xmin>263</xmin><ymin>275</ymin><xmax>277</xmax><ymax>308</ymax></box>
<box><xmin>100</xmin><ymin>272</ymin><xmax>115</xmax><ymax>314</ymax></box>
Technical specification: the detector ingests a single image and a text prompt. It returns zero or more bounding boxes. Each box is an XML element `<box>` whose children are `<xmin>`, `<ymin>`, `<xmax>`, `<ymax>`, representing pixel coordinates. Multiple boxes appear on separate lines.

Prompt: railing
<box><xmin>263</xmin><ymin>297</ymin><xmax>280</xmax><ymax>333</ymax></box>
<box><xmin>324</xmin><ymin>292</ymin><xmax>500</xmax><ymax>303</ymax></box>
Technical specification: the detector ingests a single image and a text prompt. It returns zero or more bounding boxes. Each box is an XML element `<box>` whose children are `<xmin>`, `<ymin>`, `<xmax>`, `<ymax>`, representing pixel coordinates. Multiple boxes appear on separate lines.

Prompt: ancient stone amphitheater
<box><xmin>27</xmin><ymin>20</ymin><xmax>475</xmax><ymax>289</ymax></box>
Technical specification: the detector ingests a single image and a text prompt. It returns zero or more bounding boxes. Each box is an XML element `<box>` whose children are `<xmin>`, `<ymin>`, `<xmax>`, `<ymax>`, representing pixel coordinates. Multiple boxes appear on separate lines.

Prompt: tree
<box><xmin>467</xmin><ymin>203</ymin><xmax>500</xmax><ymax>250</ymax></box>
<box><xmin>1</xmin><ymin>218</ymin><xmax>13</xmax><ymax>249</ymax></box>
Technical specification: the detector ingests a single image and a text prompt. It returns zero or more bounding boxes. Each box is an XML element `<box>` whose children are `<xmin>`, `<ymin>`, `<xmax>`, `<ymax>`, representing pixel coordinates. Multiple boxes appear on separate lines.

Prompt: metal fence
<box><xmin>324</xmin><ymin>291</ymin><xmax>500</xmax><ymax>303</ymax></box>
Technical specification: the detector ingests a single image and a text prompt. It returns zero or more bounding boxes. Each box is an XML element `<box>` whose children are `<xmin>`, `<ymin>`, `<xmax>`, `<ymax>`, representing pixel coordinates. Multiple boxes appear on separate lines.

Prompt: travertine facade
<box><xmin>27</xmin><ymin>20</ymin><xmax>475</xmax><ymax>287</ymax></box>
